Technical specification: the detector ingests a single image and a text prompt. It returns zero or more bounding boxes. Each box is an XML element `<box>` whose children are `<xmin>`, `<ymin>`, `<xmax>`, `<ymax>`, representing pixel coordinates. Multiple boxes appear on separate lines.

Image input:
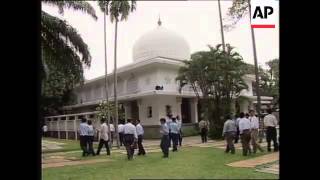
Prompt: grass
<box><xmin>42</xmin><ymin>138</ymin><xmax>99</xmax><ymax>153</ymax></box>
<box><xmin>42</xmin><ymin>145</ymin><xmax>278</xmax><ymax>180</ymax></box>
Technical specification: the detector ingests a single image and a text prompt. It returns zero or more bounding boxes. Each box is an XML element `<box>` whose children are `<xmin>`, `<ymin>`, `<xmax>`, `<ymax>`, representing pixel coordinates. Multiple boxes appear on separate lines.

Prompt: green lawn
<box><xmin>42</xmin><ymin>138</ymin><xmax>87</xmax><ymax>153</ymax></box>
<box><xmin>42</xmin><ymin>146</ymin><xmax>278</xmax><ymax>180</ymax></box>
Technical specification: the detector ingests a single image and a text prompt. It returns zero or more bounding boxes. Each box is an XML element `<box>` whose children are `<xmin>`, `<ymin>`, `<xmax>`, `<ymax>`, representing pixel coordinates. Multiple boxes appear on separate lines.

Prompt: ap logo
<box><xmin>251</xmin><ymin>0</ymin><xmax>278</xmax><ymax>28</ymax></box>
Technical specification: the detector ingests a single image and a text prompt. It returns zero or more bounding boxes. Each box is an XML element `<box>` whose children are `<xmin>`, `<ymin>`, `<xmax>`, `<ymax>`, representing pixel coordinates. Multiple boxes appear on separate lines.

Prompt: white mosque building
<box><xmin>44</xmin><ymin>19</ymin><xmax>273</xmax><ymax>139</ymax></box>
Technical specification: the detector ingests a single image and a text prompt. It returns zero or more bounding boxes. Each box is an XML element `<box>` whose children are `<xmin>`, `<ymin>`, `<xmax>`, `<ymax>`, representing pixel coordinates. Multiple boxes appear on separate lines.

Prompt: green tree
<box><xmin>98</xmin><ymin>0</ymin><xmax>137</xmax><ymax>148</ymax></box>
<box><xmin>176</xmin><ymin>44</ymin><xmax>248</xmax><ymax>139</ymax></box>
<box><xmin>41</xmin><ymin>1</ymin><xmax>98</xmax><ymax>115</ymax></box>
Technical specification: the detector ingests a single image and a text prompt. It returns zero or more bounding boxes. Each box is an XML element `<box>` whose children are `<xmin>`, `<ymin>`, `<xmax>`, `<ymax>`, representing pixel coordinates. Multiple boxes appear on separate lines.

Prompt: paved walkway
<box><xmin>226</xmin><ymin>152</ymin><xmax>279</xmax><ymax>168</ymax></box>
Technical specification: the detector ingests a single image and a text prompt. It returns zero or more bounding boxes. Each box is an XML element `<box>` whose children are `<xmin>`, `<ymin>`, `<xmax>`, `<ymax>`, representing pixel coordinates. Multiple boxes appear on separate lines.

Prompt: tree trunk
<box><xmin>249</xmin><ymin>1</ymin><xmax>263</xmax><ymax>141</ymax></box>
<box><xmin>217</xmin><ymin>0</ymin><xmax>226</xmax><ymax>52</ymax></box>
<box><xmin>103</xmin><ymin>11</ymin><xmax>112</xmax><ymax>142</ymax></box>
<box><xmin>113</xmin><ymin>19</ymin><xmax>120</xmax><ymax>149</ymax></box>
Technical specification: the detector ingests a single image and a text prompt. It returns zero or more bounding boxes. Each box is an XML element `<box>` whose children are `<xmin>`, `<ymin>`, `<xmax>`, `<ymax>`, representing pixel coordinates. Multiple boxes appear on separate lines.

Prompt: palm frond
<box><xmin>43</xmin><ymin>0</ymin><xmax>98</xmax><ymax>20</ymax></box>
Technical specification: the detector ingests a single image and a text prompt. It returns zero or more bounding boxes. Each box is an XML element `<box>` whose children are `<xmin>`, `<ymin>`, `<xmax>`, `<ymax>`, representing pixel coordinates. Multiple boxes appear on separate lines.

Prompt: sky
<box><xmin>42</xmin><ymin>1</ymin><xmax>279</xmax><ymax>80</ymax></box>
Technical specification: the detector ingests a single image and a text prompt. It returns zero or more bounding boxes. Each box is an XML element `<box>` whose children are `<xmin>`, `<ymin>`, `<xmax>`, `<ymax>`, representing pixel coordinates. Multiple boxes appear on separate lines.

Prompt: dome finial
<box><xmin>158</xmin><ymin>14</ymin><xmax>162</xmax><ymax>26</ymax></box>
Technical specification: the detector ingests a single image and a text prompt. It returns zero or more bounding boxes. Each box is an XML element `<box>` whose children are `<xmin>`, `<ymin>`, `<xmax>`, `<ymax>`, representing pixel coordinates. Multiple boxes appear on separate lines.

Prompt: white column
<box><xmin>125</xmin><ymin>102</ymin><xmax>132</xmax><ymax>120</ymax></box>
<box><xmin>74</xmin><ymin>116</ymin><xmax>78</xmax><ymax>140</ymax></box>
<box><xmin>176</xmin><ymin>97</ymin><xmax>182</xmax><ymax>120</ymax></box>
<box><xmin>190</xmin><ymin>98</ymin><xmax>199</xmax><ymax>123</ymax></box>
<box><xmin>137</xmin><ymin>99</ymin><xmax>143</xmax><ymax>121</ymax></box>
<box><xmin>65</xmin><ymin>116</ymin><xmax>69</xmax><ymax>140</ymax></box>
<box><xmin>57</xmin><ymin>117</ymin><xmax>61</xmax><ymax>139</ymax></box>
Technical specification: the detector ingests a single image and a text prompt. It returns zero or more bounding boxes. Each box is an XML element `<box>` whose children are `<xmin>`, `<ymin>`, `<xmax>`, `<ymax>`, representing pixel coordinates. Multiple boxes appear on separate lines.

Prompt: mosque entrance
<box><xmin>181</xmin><ymin>98</ymin><xmax>191</xmax><ymax>123</ymax></box>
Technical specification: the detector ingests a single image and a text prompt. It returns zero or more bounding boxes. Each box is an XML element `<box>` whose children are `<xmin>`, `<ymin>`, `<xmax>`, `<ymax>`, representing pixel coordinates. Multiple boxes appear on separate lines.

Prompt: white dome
<box><xmin>132</xmin><ymin>23</ymin><xmax>190</xmax><ymax>62</ymax></box>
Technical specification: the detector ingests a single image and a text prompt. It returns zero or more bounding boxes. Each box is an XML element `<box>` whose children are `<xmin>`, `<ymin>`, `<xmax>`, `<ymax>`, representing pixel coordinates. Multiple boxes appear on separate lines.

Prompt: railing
<box><xmin>45</xmin><ymin>111</ymin><xmax>99</xmax><ymax>140</ymax></box>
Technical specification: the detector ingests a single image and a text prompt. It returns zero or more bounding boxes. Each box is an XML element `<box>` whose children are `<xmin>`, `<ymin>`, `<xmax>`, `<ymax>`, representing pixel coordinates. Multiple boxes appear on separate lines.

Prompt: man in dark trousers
<box><xmin>78</xmin><ymin>118</ymin><xmax>89</xmax><ymax>157</ymax></box>
<box><xmin>123</xmin><ymin>119</ymin><xmax>138</xmax><ymax>160</ymax></box>
<box><xmin>263</xmin><ymin>109</ymin><xmax>279</xmax><ymax>152</ymax></box>
<box><xmin>96</xmin><ymin>118</ymin><xmax>110</xmax><ymax>156</ymax></box>
<box><xmin>136</xmin><ymin>119</ymin><xmax>146</xmax><ymax>155</ymax></box>
<box><xmin>160</xmin><ymin>118</ymin><xmax>170</xmax><ymax>158</ymax></box>
<box><xmin>239</xmin><ymin>112</ymin><xmax>252</xmax><ymax>156</ymax></box>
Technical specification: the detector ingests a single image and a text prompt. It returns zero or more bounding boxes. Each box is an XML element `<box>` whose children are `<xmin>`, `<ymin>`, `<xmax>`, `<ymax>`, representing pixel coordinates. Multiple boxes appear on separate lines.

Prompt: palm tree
<box><xmin>41</xmin><ymin>1</ymin><xmax>97</xmax><ymax>114</ymax></box>
<box><xmin>98</xmin><ymin>0</ymin><xmax>137</xmax><ymax>149</ymax></box>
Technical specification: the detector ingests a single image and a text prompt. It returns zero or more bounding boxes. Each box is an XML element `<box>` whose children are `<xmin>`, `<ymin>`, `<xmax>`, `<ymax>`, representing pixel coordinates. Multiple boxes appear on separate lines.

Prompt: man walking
<box><xmin>238</xmin><ymin>112</ymin><xmax>252</xmax><ymax>156</ymax></box>
<box><xmin>264</xmin><ymin>109</ymin><xmax>279</xmax><ymax>152</ymax></box>
<box><xmin>170</xmin><ymin>118</ymin><xmax>179</xmax><ymax>152</ymax></box>
<box><xmin>123</xmin><ymin>119</ymin><xmax>138</xmax><ymax>160</ymax></box>
<box><xmin>160</xmin><ymin>118</ymin><xmax>170</xmax><ymax>158</ymax></box>
<box><xmin>96</xmin><ymin>118</ymin><xmax>110</xmax><ymax>156</ymax></box>
<box><xmin>222</xmin><ymin>114</ymin><xmax>237</xmax><ymax>154</ymax></box>
<box><xmin>118</xmin><ymin>120</ymin><xmax>124</xmax><ymax>146</ymax></box>
<box><xmin>198</xmin><ymin>119</ymin><xmax>209</xmax><ymax>143</ymax></box>
<box><xmin>136</xmin><ymin>119</ymin><xmax>146</xmax><ymax>155</ymax></box>
<box><xmin>79</xmin><ymin>118</ymin><xmax>89</xmax><ymax>157</ymax></box>
<box><xmin>249</xmin><ymin>110</ymin><xmax>264</xmax><ymax>153</ymax></box>
<box><xmin>176</xmin><ymin>115</ymin><xmax>183</xmax><ymax>146</ymax></box>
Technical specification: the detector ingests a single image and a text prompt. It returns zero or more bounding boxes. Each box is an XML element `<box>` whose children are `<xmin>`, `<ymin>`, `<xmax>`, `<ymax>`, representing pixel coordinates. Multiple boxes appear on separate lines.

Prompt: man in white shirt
<box><xmin>96</xmin><ymin>118</ymin><xmax>110</xmax><ymax>156</ymax></box>
<box><xmin>176</xmin><ymin>115</ymin><xmax>183</xmax><ymax>146</ymax></box>
<box><xmin>78</xmin><ymin>118</ymin><xmax>89</xmax><ymax>157</ymax></box>
<box><xmin>118</xmin><ymin>120</ymin><xmax>125</xmax><ymax>146</ymax></box>
<box><xmin>160</xmin><ymin>118</ymin><xmax>170</xmax><ymax>158</ymax></box>
<box><xmin>123</xmin><ymin>119</ymin><xmax>138</xmax><ymax>160</ymax></box>
<box><xmin>109</xmin><ymin>121</ymin><xmax>115</xmax><ymax>146</ymax></box>
<box><xmin>264</xmin><ymin>109</ymin><xmax>279</xmax><ymax>152</ymax></box>
<box><xmin>238</xmin><ymin>112</ymin><xmax>252</xmax><ymax>156</ymax></box>
<box><xmin>136</xmin><ymin>119</ymin><xmax>146</xmax><ymax>155</ymax></box>
<box><xmin>249</xmin><ymin>110</ymin><xmax>264</xmax><ymax>153</ymax></box>
<box><xmin>166</xmin><ymin>114</ymin><xmax>173</xmax><ymax>147</ymax></box>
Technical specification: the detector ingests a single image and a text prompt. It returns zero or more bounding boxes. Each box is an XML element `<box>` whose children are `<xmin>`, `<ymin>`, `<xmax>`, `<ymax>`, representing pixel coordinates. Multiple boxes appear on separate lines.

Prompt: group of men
<box><xmin>78</xmin><ymin>117</ymin><xmax>146</xmax><ymax>160</ymax></box>
<box><xmin>159</xmin><ymin>114</ymin><xmax>183</xmax><ymax>158</ymax></box>
<box><xmin>222</xmin><ymin>109</ymin><xmax>279</xmax><ymax>156</ymax></box>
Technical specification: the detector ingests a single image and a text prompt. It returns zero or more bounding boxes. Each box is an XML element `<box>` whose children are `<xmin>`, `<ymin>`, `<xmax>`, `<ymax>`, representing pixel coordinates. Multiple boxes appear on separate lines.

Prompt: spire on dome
<box><xmin>158</xmin><ymin>14</ymin><xmax>162</xmax><ymax>26</ymax></box>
